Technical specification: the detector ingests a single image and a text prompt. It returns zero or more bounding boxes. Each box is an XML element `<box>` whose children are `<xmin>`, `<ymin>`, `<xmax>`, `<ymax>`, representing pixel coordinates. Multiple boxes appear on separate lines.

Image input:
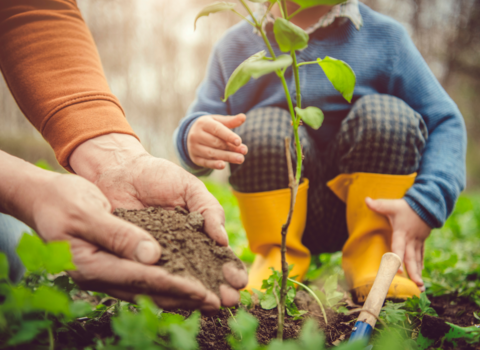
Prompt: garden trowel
<box><xmin>348</xmin><ymin>252</ymin><xmax>402</xmax><ymax>349</ymax></box>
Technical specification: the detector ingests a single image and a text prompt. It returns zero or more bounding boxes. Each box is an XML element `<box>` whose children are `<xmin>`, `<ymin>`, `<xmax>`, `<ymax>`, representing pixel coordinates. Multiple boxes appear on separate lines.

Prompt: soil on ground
<box><xmin>113</xmin><ymin>206</ymin><xmax>244</xmax><ymax>297</ymax></box>
<box><xmin>171</xmin><ymin>290</ymin><xmax>357</xmax><ymax>350</ymax></box>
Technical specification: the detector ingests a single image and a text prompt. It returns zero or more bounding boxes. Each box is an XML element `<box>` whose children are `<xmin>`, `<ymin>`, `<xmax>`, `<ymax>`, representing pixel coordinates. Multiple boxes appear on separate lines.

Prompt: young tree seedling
<box><xmin>195</xmin><ymin>0</ymin><xmax>356</xmax><ymax>339</ymax></box>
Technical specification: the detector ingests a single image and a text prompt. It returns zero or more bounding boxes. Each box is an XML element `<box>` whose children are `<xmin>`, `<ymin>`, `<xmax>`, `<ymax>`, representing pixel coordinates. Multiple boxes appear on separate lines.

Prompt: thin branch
<box><xmin>287</xmin><ymin>7</ymin><xmax>306</xmax><ymax>20</ymax></box>
<box><xmin>260</xmin><ymin>1</ymin><xmax>276</xmax><ymax>25</ymax></box>
<box><xmin>277</xmin><ymin>137</ymin><xmax>298</xmax><ymax>340</ymax></box>
<box><xmin>296</xmin><ymin>61</ymin><xmax>319</xmax><ymax>67</ymax></box>
<box><xmin>231</xmin><ymin>9</ymin><xmax>255</xmax><ymax>27</ymax></box>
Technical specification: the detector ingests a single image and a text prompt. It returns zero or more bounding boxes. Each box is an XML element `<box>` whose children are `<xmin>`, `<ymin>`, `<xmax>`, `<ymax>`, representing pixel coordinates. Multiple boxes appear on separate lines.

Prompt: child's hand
<box><xmin>187</xmin><ymin>114</ymin><xmax>248</xmax><ymax>170</ymax></box>
<box><xmin>365</xmin><ymin>197</ymin><xmax>431</xmax><ymax>292</ymax></box>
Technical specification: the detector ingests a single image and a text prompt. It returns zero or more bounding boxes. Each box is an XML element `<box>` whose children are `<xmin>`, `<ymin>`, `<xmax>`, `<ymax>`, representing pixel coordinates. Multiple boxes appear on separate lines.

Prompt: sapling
<box><xmin>195</xmin><ymin>0</ymin><xmax>356</xmax><ymax>339</ymax></box>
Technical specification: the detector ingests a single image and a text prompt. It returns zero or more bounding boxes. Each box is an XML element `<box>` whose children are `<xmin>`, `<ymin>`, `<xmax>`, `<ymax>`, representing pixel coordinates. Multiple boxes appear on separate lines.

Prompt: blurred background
<box><xmin>1</xmin><ymin>0</ymin><xmax>479</xmax><ymax>189</ymax></box>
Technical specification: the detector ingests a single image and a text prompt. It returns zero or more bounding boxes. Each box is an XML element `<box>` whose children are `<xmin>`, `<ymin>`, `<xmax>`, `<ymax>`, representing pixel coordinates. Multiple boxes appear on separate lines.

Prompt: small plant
<box><xmin>195</xmin><ymin>0</ymin><xmax>356</xmax><ymax>338</ymax></box>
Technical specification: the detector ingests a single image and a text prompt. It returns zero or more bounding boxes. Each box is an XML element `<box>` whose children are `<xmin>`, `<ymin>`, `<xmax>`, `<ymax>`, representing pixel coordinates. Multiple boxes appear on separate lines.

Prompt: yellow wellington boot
<box><xmin>232</xmin><ymin>180</ymin><xmax>311</xmax><ymax>291</ymax></box>
<box><xmin>327</xmin><ymin>173</ymin><xmax>421</xmax><ymax>303</ymax></box>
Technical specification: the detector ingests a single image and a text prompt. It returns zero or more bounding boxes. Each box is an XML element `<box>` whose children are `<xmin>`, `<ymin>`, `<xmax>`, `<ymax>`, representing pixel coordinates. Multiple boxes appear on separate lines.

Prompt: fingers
<box><xmin>70</xmin><ymin>241</ymin><xmax>209</xmax><ymax>301</ymax></box>
<box><xmin>219</xmin><ymin>284</ymin><xmax>240</xmax><ymax>308</ymax></box>
<box><xmin>391</xmin><ymin>230</ymin><xmax>407</xmax><ymax>273</ymax></box>
<box><xmin>79</xmin><ymin>211</ymin><xmax>161</xmax><ymax>264</ymax></box>
<box><xmin>196</xmin><ymin>132</ymin><xmax>248</xmax><ymax>155</ymax></box>
<box><xmin>104</xmin><ymin>289</ymin><xmax>220</xmax><ymax>315</ymax></box>
<box><xmin>183</xmin><ymin>180</ymin><xmax>228</xmax><ymax>246</ymax></box>
<box><xmin>222</xmin><ymin>261</ymin><xmax>248</xmax><ymax>290</ymax></box>
<box><xmin>202</xmin><ymin>115</ymin><xmax>243</xmax><ymax>146</ymax></box>
<box><xmin>192</xmin><ymin>144</ymin><xmax>245</xmax><ymax>165</ymax></box>
<box><xmin>212</xmin><ymin>114</ymin><xmax>246</xmax><ymax>130</ymax></box>
<box><xmin>404</xmin><ymin>240</ymin><xmax>425</xmax><ymax>290</ymax></box>
<box><xmin>365</xmin><ymin>197</ymin><xmax>398</xmax><ymax>216</ymax></box>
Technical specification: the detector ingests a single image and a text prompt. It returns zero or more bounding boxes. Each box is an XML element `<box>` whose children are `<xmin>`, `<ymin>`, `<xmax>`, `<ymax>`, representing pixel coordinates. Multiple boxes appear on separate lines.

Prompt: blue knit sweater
<box><xmin>174</xmin><ymin>3</ymin><xmax>466</xmax><ymax>229</ymax></box>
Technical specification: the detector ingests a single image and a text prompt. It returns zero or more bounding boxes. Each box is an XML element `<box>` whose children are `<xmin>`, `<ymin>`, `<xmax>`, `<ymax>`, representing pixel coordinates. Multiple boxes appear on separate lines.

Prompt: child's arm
<box><xmin>368</xmin><ymin>25</ymin><xmax>466</xmax><ymax>288</ymax></box>
<box><xmin>174</xmin><ymin>45</ymin><xmax>247</xmax><ymax>175</ymax></box>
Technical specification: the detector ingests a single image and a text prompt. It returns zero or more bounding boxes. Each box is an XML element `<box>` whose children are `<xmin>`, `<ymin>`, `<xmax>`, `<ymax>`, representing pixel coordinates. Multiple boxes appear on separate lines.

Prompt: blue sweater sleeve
<box><xmin>388</xmin><ymin>27</ymin><xmax>467</xmax><ymax>228</ymax></box>
<box><xmin>174</xmin><ymin>42</ymin><xmax>230</xmax><ymax>176</ymax></box>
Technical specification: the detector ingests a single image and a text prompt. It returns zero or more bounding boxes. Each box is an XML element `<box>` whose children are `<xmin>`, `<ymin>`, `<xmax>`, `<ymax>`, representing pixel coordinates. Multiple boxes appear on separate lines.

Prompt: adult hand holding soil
<box><xmin>69</xmin><ymin>133</ymin><xmax>248</xmax><ymax>307</ymax></box>
<box><xmin>365</xmin><ymin>197</ymin><xmax>431</xmax><ymax>292</ymax></box>
<box><xmin>187</xmin><ymin>114</ymin><xmax>248</xmax><ymax>170</ymax></box>
<box><xmin>0</xmin><ymin>150</ymin><xmax>224</xmax><ymax>313</ymax></box>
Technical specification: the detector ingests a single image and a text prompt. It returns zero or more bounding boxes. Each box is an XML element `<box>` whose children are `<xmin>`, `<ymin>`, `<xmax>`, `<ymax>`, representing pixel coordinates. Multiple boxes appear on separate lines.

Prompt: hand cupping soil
<box><xmin>113</xmin><ymin>206</ymin><xmax>244</xmax><ymax>298</ymax></box>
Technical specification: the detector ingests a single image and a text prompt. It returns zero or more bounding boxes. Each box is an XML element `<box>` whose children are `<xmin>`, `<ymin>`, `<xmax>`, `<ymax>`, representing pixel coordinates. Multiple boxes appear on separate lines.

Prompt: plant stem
<box><xmin>239</xmin><ymin>0</ymin><xmax>305</xmax><ymax>340</ymax></box>
<box><xmin>231</xmin><ymin>9</ymin><xmax>255</xmax><ymax>26</ymax></box>
<box><xmin>288</xmin><ymin>278</ymin><xmax>328</xmax><ymax>325</ymax></box>
<box><xmin>291</xmin><ymin>51</ymin><xmax>301</xmax><ymax>110</ymax></box>
<box><xmin>47</xmin><ymin>326</ymin><xmax>54</xmax><ymax>350</ymax></box>
<box><xmin>277</xmin><ymin>137</ymin><xmax>298</xmax><ymax>340</ymax></box>
<box><xmin>287</xmin><ymin>7</ymin><xmax>306</xmax><ymax>20</ymax></box>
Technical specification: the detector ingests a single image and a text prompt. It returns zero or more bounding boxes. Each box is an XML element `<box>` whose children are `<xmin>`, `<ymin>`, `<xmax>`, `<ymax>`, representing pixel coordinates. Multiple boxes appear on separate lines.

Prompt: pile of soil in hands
<box><xmin>113</xmin><ymin>206</ymin><xmax>244</xmax><ymax>297</ymax></box>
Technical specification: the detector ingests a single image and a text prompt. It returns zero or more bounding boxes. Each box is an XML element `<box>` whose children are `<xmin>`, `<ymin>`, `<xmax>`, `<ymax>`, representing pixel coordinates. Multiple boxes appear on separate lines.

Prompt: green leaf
<box><xmin>31</xmin><ymin>286</ymin><xmax>71</xmax><ymax>316</ymax></box>
<box><xmin>169</xmin><ymin>311</ymin><xmax>201</xmax><ymax>350</ymax></box>
<box><xmin>194</xmin><ymin>2</ymin><xmax>236</xmax><ymax>30</ymax></box>
<box><xmin>247</xmin><ymin>54</ymin><xmax>293</xmax><ymax>79</ymax></box>
<box><xmin>248</xmin><ymin>0</ymin><xmax>271</xmax><ymax>2</ymax></box>
<box><xmin>7</xmin><ymin>320</ymin><xmax>52</xmax><ymax>345</ymax></box>
<box><xmin>0</xmin><ymin>252</ymin><xmax>9</xmax><ymax>281</ymax></box>
<box><xmin>273</xmin><ymin>18</ymin><xmax>309</xmax><ymax>52</ymax></box>
<box><xmin>70</xmin><ymin>301</ymin><xmax>93</xmax><ymax>318</ymax></box>
<box><xmin>291</xmin><ymin>0</ymin><xmax>348</xmax><ymax>9</ymax></box>
<box><xmin>299</xmin><ymin>319</ymin><xmax>325</xmax><ymax>350</ymax></box>
<box><xmin>53</xmin><ymin>275</ymin><xmax>76</xmax><ymax>293</ymax></box>
<box><xmin>322</xmin><ymin>274</ymin><xmax>338</xmax><ymax>294</ymax></box>
<box><xmin>223</xmin><ymin>51</ymin><xmax>292</xmax><ymax>101</ymax></box>
<box><xmin>45</xmin><ymin>241</ymin><xmax>76</xmax><ymax>273</ymax></box>
<box><xmin>380</xmin><ymin>301</ymin><xmax>407</xmax><ymax>324</ymax></box>
<box><xmin>223</xmin><ymin>51</ymin><xmax>265</xmax><ymax>102</ymax></box>
<box><xmin>240</xmin><ymin>290</ymin><xmax>253</xmax><ymax>308</ymax></box>
<box><xmin>16</xmin><ymin>233</ymin><xmax>76</xmax><ymax>274</ymax></box>
<box><xmin>16</xmin><ymin>233</ymin><xmax>46</xmax><ymax>273</ymax></box>
<box><xmin>317</xmin><ymin>56</ymin><xmax>356</xmax><ymax>102</ymax></box>
<box><xmin>228</xmin><ymin>309</ymin><xmax>261</xmax><ymax>350</ymax></box>
<box><xmin>260</xmin><ymin>291</ymin><xmax>277</xmax><ymax>310</ymax></box>
<box><xmin>295</xmin><ymin>106</ymin><xmax>324</xmax><ymax>130</ymax></box>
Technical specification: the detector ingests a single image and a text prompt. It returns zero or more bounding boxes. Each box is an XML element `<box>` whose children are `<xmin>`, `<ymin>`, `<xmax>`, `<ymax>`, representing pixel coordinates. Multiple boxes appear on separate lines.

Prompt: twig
<box><xmin>277</xmin><ymin>137</ymin><xmax>298</xmax><ymax>340</ymax></box>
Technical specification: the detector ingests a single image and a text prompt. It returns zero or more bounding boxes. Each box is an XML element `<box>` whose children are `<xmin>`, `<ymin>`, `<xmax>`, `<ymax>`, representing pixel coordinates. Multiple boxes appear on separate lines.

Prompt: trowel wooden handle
<box><xmin>357</xmin><ymin>252</ymin><xmax>402</xmax><ymax>328</ymax></box>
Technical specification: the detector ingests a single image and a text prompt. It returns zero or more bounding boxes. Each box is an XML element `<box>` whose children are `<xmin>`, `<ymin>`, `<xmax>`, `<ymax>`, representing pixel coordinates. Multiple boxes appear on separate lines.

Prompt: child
<box><xmin>174</xmin><ymin>0</ymin><xmax>466</xmax><ymax>302</ymax></box>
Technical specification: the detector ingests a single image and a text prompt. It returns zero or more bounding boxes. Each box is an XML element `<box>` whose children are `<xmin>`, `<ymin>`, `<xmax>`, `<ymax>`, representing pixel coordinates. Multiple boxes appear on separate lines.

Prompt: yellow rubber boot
<box><xmin>232</xmin><ymin>180</ymin><xmax>311</xmax><ymax>291</ymax></box>
<box><xmin>327</xmin><ymin>173</ymin><xmax>421</xmax><ymax>303</ymax></box>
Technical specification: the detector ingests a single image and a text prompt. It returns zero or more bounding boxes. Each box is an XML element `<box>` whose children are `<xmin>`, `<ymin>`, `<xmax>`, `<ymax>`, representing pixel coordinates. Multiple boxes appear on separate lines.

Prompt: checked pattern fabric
<box><xmin>229</xmin><ymin>94</ymin><xmax>428</xmax><ymax>254</ymax></box>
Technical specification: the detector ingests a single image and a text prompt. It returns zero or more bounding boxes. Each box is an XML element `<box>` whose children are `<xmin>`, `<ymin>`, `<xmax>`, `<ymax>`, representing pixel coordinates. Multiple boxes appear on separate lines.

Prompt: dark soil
<box><xmin>113</xmin><ymin>206</ymin><xmax>244</xmax><ymax>297</ymax></box>
<box><xmin>423</xmin><ymin>295</ymin><xmax>480</xmax><ymax>350</ymax></box>
<box><xmin>169</xmin><ymin>291</ymin><xmax>357</xmax><ymax>350</ymax></box>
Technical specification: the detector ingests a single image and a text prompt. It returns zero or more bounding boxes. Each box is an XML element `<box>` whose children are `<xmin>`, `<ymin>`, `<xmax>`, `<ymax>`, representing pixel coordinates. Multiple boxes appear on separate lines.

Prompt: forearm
<box><xmin>0</xmin><ymin>0</ymin><xmax>137</xmax><ymax>171</ymax></box>
<box><xmin>0</xmin><ymin>151</ymin><xmax>58</xmax><ymax>227</ymax></box>
<box><xmin>405</xmin><ymin>116</ymin><xmax>466</xmax><ymax>228</ymax></box>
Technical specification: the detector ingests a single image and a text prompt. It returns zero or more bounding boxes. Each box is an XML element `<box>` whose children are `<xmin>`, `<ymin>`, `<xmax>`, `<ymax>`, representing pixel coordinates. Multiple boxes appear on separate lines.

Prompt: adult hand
<box><xmin>187</xmin><ymin>114</ymin><xmax>248</xmax><ymax>170</ymax></box>
<box><xmin>365</xmin><ymin>197</ymin><xmax>431</xmax><ymax>292</ymax></box>
<box><xmin>69</xmin><ymin>133</ymin><xmax>247</xmax><ymax>308</ymax></box>
<box><xmin>0</xmin><ymin>151</ymin><xmax>232</xmax><ymax>313</ymax></box>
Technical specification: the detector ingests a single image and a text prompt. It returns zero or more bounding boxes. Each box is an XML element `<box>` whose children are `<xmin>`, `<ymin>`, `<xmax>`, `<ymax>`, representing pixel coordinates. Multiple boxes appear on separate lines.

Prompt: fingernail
<box><xmin>236</xmin><ymin>156</ymin><xmax>243</xmax><ymax>163</ymax></box>
<box><xmin>234</xmin><ymin>139</ymin><xmax>241</xmax><ymax>146</ymax></box>
<box><xmin>134</xmin><ymin>241</ymin><xmax>160</xmax><ymax>264</ymax></box>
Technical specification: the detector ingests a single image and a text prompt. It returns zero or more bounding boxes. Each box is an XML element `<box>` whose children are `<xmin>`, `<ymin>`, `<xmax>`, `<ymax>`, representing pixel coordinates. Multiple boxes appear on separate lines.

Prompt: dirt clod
<box><xmin>113</xmin><ymin>206</ymin><xmax>244</xmax><ymax>297</ymax></box>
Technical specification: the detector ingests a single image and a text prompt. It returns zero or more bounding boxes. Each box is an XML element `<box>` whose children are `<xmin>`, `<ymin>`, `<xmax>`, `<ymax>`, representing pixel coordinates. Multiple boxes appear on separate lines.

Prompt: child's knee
<box><xmin>341</xmin><ymin>94</ymin><xmax>428</xmax><ymax>150</ymax></box>
<box><xmin>336</xmin><ymin>94</ymin><xmax>428</xmax><ymax>174</ymax></box>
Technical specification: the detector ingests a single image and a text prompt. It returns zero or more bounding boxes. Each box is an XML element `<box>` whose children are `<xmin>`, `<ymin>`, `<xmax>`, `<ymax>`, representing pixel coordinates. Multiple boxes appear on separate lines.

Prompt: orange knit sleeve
<box><xmin>0</xmin><ymin>0</ymin><xmax>138</xmax><ymax>172</ymax></box>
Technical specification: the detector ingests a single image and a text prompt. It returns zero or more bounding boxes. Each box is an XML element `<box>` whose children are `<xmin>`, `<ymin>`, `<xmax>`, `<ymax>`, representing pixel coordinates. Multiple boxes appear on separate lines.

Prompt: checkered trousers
<box><xmin>229</xmin><ymin>94</ymin><xmax>428</xmax><ymax>254</ymax></box>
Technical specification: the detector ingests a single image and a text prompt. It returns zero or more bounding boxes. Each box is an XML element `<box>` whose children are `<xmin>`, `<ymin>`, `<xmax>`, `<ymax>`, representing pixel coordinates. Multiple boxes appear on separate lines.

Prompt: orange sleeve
<box><xmin>0</xmin><ymin>0</ymin><xmax>138</xmax><ymax>172</ymax></box>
